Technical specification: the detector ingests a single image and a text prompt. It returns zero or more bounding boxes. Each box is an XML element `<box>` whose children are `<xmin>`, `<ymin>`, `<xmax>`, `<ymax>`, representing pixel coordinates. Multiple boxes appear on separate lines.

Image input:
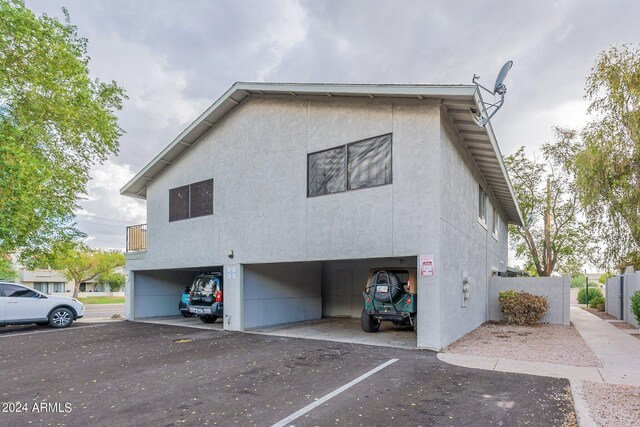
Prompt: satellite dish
<box><xmin>493</xmin><ymin>60</ymin><xmax>513</xmax><ymax>94</ymax></box>
<box><xmin>471</xmin><ymin>61</ymin><xmax>513</xmax><ymax>127</ymax></box>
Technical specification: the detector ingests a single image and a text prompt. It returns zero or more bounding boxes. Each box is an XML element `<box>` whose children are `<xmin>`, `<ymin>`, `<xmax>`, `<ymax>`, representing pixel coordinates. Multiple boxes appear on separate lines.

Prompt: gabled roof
<box><xmin>120</xmin><ymin>82</ymin><xmax>523</xmax><ymax>225</ymax></box>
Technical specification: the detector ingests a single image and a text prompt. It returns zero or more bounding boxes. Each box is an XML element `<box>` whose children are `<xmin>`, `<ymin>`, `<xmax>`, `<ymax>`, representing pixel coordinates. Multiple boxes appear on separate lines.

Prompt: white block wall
<box><xmin>488</xmin><ymin>276</ymin><xmax>570</xmax><ymax>325</ymax></box>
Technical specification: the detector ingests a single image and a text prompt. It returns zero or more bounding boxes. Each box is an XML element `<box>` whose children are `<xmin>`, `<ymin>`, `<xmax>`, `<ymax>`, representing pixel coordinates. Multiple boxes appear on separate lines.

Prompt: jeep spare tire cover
<box><xmin>370</xmin><ymin>270</ymin><xmax>401</xmax><ymax>303</ymax></box>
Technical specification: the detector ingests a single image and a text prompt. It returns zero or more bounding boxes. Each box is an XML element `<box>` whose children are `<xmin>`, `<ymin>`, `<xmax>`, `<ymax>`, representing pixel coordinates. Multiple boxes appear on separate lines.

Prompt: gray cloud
<box><xmin>24</xmin><ymin>0</ymin><xmax>640</xmax><ymax>249</ymax></box>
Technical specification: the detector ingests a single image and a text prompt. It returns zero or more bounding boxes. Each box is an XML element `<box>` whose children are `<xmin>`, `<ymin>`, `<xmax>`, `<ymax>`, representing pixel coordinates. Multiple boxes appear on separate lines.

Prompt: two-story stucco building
<box><xmin>121</xmin><ymin>82</ymin><xmax>522</xmax><ymax>350</ymax></box>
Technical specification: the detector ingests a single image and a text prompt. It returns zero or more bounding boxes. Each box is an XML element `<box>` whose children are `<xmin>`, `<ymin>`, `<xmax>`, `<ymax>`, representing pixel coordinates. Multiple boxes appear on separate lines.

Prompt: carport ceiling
<box><xmin>121</xmin><ymin>82</ymin><xmax>522</xmax><ymax>226</ymax></box>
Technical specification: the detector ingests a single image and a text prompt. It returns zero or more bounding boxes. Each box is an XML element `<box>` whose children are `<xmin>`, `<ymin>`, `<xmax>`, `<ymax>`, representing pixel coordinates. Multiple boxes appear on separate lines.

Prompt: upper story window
<box><xmin>478</xmin><ymin>185</ymin><xmax>487</xmax><ymax>223</ymax></box>
<box><xmin>169</xmin><ymin>179</ymin><xmax>213</xmax><ymax>222</ymax></box>
<box><xmin>307</xmin><ymin>133</ymin><xmax>392</xmax><ymax>198</ymax></box>
<box><xmin>492</xmin><ymin>206</ymin><xmax>499</xmax><ymax>238</ymax></box>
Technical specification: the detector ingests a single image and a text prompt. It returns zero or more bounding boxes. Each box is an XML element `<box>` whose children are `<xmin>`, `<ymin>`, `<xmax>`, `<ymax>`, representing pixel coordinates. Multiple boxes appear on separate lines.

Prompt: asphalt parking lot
<box><xmin>0</xmin><ymin>322</ymin><xmax>575</xmax><ymax>426</ymax></box>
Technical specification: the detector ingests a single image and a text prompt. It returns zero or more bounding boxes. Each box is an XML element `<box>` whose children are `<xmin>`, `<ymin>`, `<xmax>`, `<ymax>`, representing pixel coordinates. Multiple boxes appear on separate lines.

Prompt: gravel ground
<box><xmin>444</xmin><ymin>322</ymin><xmax>603</xmax><ymax>367</ymax></box>
<box><xmin>581</xmin><ymin>381</ymin><xmax>640</xmax><ymax>426</ymax></box>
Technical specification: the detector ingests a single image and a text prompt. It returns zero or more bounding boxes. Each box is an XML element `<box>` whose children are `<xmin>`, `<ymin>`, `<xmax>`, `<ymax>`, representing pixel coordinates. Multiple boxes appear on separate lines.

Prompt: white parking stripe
<box><xmin>270</xmin><ymin>358</ymin><xmax>399</xmax><ymax>427</ymax></box>
<box><xmin>0</xmin><ymin>324</ymin><xmax>106</xmax><ymax>338</ymax></box>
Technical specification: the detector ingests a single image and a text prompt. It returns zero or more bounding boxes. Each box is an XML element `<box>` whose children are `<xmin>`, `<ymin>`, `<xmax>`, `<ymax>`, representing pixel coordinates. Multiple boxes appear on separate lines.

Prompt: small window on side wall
<box><xmin>492</xmin><ymin>206</ymin><xmax>499</xmax><ymax>237</ymax></box>
<box><xmin>348</xmin><ymin>134</ymin><xmax>392</xmax><ymax>190</ymax></box>
<box><xmin>169</xmin><ymin>185</ymin><xmax>190</xmax><ymax>222</ymax></box>
<box><xmin>190</xmin><ymin>179</ymin><xmax>214</xmax><ymax>218</ymax></box>
<box><xmin>307</xmin><ymin>147</ymin><xmax>346</xmax><ymax>197</ymax></box>
<box><xmin>478</xmin><ymin>185</ymin><xmax>486</xmax><ymax>223</ymax></box>
<box><xmin>169</xmin><ymin>179</ymin><xmax>214</xmax><ymax>222</ymax></box>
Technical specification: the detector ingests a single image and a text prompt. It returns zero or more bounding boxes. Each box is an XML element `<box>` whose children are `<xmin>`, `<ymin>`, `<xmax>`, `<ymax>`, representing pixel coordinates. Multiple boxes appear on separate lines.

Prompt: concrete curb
<box><xmin>570</xmin><ymin>380</ymin><xmax>597</xmax><ymax>427</ymax></box>
<box><xmin>436</xmin><ymin>353</ymin><xmax>604</xmax><ymax>382</ymax></box>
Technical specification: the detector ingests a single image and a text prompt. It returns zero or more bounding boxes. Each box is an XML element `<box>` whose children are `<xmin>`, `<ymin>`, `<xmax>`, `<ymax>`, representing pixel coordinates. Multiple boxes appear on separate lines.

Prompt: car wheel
<box><xmin>361</xmin><ymin>309</ymin><xmax>380</xmax><ymax>333</ymax></box>
<box><xmin>200</xmin><ymin>315</ymin><xmax>218</xmax><ymax>324</ymax></box>
<box><xmin>181</xmin><ymin>311</ymin><xmax>194</xmax><ymax>318</ymax></box>
<box><xmin>49</xmin><ymin>307</ymin><xmax>74</xmax><ymax>328</ymax></box>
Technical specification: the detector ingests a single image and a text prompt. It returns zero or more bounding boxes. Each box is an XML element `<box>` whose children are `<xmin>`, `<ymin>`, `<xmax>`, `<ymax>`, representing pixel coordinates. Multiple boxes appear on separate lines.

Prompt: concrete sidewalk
<box><xmin>438</xmin><ymin>308</ymin><xmax>640</xmax><ymax>387</ymax></box>
<box><xmin>438</xmin><ymin>308</ymin><xmax>640</xmax><ymax>426</ymax></box>
<box><xmin>571</xmin><ymin>307</ymin><xmax>640</xmax><ymax>386</ymax></box>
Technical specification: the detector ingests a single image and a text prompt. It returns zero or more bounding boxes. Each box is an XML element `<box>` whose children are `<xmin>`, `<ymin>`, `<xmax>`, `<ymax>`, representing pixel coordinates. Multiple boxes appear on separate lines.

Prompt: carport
<box><xmin>242</xmin><ymin>256</ymin><xmax>417</xmax><ymax>348</ymax></box>
<box><xmin>131</xmin><ymin>267</ymin><xmax>222</xmax><ymax>319</ymax></box>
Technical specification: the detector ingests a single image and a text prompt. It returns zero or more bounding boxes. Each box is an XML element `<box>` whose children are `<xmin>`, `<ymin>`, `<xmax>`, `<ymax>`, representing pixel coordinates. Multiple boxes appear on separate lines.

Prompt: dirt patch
<box><xmin>444</xmin><ymin>322</ymin><xmax>602</xmax><ymax>367</ymax></box>
<box><xmin>581</xmin><ymin>307</ymin><xmax>616</xmax><ymax>320</ymax></box>
<box><xmin>581</xmin><ymin>381</ymin><xmax>640</xmax><ymax>427</ymax></box>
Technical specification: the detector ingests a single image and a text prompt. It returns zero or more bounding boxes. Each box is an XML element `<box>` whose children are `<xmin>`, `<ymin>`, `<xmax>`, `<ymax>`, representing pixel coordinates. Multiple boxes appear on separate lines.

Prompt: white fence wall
<box><xmin>489</xmin><ymin>276</ymin><xmax>570</xmax><ymax>325</ymax></box>
<box><xmin>78</xmin><ymin>291</ymin><xmax>125</xmax><ymax>298</ymax></box>
<box><xmin>607</xmin><ymin>273</ymin><xmax>640</xmax><ymax>328</ymax></box>
<box><xmin>605</xmin><ymin>276</ymin><xmax>621</xmax><ymax>319</ymax></box>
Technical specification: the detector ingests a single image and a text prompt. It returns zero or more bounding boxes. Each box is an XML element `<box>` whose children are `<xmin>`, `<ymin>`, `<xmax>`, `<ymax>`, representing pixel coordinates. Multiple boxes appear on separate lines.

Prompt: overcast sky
<box><xmin>25</xmin><ymin>0</ymin><xmax>640</xmax><ymax>251</ymax></box>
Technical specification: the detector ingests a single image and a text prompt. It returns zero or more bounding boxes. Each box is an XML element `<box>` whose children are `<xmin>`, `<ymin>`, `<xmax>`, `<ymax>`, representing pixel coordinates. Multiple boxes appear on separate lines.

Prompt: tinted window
<box><xmin>1</xmin><ymin>284</ymin><xmax>37</xmax><ymax>298</ymax></box>
<box><xmin>307</xmin><ymin>134</ymin><xmax>392</xmax><ymax>198</ymax></box>
<box><xmin>190</xmin><ymin>179</ymin><xmax>213</xmax><ymax>218</ymax></box>
<box><xmin>348</xmin><ymin>134</ymin><xmax>392</xmax><ymax>190</ymax></box>
<box><xmin>307</xmin><ymin>147</ymin><xmax>346</xmax><ymax>197</ymax></box>
<box><xmin>478</xmin><ymin>186</ymin><xmax>486</xmax><ymax>222</ymax></box>
<box><xmin>169</xmin><ymin>185</ymin><xmax>190</xmax><ymax>222</ymax></box>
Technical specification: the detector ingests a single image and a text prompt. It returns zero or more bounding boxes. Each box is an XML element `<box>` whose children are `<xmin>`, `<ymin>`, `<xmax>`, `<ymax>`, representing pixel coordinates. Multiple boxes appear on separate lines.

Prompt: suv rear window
<box><xmin>191</xmin><ymin>276</ymin><xmax>221</xmax><ymax>297</ymax></box>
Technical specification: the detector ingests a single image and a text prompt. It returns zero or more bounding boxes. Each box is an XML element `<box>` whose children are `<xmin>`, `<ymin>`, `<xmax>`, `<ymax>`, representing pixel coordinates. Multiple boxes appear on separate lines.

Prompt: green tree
<box><xmin>505</xmin><ymin>128</ymin><xmax>592</xmax><ymax>276</ymax></box>
<box><xmin>100</xmin><ymin>272</ymin><xmax>125</xmax><ymax>292</ymax></box>
<box><xmin>0</xmin><ymin>0</ymin><xmax>125</xmax><ymax>257</ymax></box>
<box><xmin>24</xmin><ymin>246</ymin><xmax>125</xmax><ymax>298</ymax></box>
<box><xmin>574</xmin><ymin>45</ymin><xmax>640</xmax><ymax>269</ymax></box>
<box><xmin>0</xmin><ymin>256</ymin><xmax>16</xmax><ymax>281</ymax></box>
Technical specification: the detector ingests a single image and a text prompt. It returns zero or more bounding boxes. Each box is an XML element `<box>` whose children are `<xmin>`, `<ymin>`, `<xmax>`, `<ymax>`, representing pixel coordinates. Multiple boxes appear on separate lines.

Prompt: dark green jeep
<box><xmin>361</xmin><ymin>268</ymin><xmax>417</xmax><ymax>332</ymax></box>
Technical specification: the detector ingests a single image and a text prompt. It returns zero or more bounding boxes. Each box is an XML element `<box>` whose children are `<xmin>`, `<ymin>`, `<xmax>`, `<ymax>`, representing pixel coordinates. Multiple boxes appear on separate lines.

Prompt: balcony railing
<box><xmin>126</xmin><ymin>224</ymin><xmax>147</xmax><ymax>252</ymax></box>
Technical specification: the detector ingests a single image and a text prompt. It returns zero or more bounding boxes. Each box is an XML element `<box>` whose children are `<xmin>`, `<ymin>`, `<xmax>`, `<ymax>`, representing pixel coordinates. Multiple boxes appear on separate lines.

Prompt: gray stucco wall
<box><xmin>137</xmin><ymin>97</ymin><xmax>441</xmax><ymax>269</ymax></box>
<box><xmin>436</xmin><ymin>115</ymin><xmax>509</xmax><ymax>347</ymax></box>
<box><xmin>488</xmin><ymin>276</ymin><xmax>570</xmax><ymax>325</ymax></box>
<box><xmin>126</xmin><ymin>96</ymin><xmax>512</xmax><ymax>349</ymax></box>
<box><xmin>133</xmin><ymin>270</ymin><xmax>197</xmax><ymax>318</ymax></box>
<box><xmin>243</xmin><ymin>262</ymin><xmax>322</xmax><ymax>329</ymax></box>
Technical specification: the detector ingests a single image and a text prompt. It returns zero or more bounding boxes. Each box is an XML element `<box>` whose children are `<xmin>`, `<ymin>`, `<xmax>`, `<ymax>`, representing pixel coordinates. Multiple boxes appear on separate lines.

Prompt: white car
<box><xmin>0</xmin><ymin>282</ymin><xmax>84</xmax><ymax>328</ymax></box>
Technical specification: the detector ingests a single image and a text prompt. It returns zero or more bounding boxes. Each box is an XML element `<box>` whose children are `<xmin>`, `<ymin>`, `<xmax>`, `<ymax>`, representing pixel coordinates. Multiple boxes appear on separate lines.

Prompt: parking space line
<box><xmin>270</xmin><ymin>358</ymin><xmax>399</xmax><ymax>427</ymax></box>
<box><xmin>0</xmin><ymin>324</ymin><xmax>106</xmax><ymax>338</ymax></box>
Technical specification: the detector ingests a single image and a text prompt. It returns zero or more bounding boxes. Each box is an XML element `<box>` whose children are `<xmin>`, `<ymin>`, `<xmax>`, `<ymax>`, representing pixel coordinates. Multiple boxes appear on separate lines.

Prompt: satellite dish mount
<box><xmin>470</xmin><ymin>60</ymin><xmax>513</xmax><ymax>127</ymax></box>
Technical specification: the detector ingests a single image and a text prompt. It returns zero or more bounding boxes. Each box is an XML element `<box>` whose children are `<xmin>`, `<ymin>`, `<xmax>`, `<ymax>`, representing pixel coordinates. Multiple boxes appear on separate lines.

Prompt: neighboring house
<box><xmin>19</xmin><ymin>269</ymin><xmax>73</xmax><ymax>294</ymax></box>
<box><xmin>121</xmin><ymin>82</ymin><xmax>522</xmax><ymax>350</ymax></box>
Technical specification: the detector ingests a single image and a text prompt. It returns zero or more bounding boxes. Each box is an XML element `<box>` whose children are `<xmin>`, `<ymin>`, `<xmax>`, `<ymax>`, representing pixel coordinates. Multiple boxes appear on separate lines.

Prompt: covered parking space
<box><xmin>242</xmin><ymin>256</ymin><xmax>417</xmax><ymax>348</ymax></box>
<box><xmin>130</xmin><ymin>266</ymin><xmax>222</xmax><ymax>319</ymax></box>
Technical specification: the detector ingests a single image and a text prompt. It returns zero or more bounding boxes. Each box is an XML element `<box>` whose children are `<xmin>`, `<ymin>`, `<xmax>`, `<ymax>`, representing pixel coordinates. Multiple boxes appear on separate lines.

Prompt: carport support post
<box><xmin>124</xmin><ymin>269</ymin><xmax>134</xmax><ymax>321</ymax></box>
<box><xmin>416</xmin><ymin>264</ymin><xmax>442</xmax><ymax>350</ymax></box>
<box><xmin>223</xmin><ymin>264</ymin><xmax>244</xmax><ymax>331</ymax></box>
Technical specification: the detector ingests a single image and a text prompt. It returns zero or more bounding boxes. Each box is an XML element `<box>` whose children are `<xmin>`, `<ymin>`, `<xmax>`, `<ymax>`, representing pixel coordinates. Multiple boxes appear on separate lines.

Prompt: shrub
<box><xmin>631</xmin><ymin>291</ymin><xmax>640</xmax><ymax>324</ymax></box>
<box><xmin>570</xmin><ymin>275</ymin><xmax>586</xmax><ymax>288</ymax></box>
<box><xmin>588</xmin><ymin>296</ymin><xmax>605</xmax><ymax>311</ymax></box>
<box><xmin>577</xmin><ymin>287</ymin><xmax>603</xmax><ymax>304</ymax></box>
<box><xmin>598</xmin><ymin>272</ymin><xmax>614</xmax><ymax>284</ymax></box>
<box><xmin>498</xmin><ymin>290</ymin><xmax>549</xmax><ymax>326</ymax></box>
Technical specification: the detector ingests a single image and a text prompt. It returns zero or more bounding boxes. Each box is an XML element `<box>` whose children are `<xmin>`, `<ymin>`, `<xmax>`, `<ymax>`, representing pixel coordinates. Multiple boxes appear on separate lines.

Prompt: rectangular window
<box><xmin>52</xmin><ymin>283</ymin><xmax>64</xmax><ymax>293</ymax></box>
<box><xmin>348</xmin><ymin>134</ymin><xmax>392</xmax><ymax>190</ymax></box>
<box><xmin>492</xmin><ymin>206</ymin><xmax>499</xmax><ymax>237</ymax></box>
<box><xmin>190</xmin><ymin>179</ymin><xmax>214</xmax><ymax>218</ymax></box>
<box><xmin>478</xmin><ymin>185</ymin><xmax>486</xmax><ymax>222</ymax></box>
<box><xmin>307</xmin><ymin>133</ymin><xmax>392</xmax><ymax>198</ymax></box>
<box><xmin>34</xmin><ymin>283</ymin><xmax>48</xmax><ymax>294</ymax></box>
<box><xmin>307</xmin><ymin>147</ymin><xmax>346</xmax><ymax>197</ymax></box>
<box><xmin>169</xmin><ymin>179</ymin><xmax>214</xmax><ymax>222</ymax></box>
<box><xmin>169</xmin><ymin>185</ymin><xmax>190</xmax><ymax>222</ymax></box>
